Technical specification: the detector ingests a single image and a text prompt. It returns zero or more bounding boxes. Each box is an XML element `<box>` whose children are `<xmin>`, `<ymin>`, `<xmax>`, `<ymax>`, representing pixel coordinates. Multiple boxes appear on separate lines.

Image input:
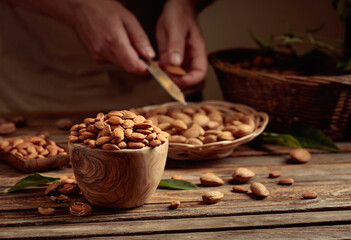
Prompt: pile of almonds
<box><xmin>40</xmin><ymin>175</ymin><xmax>92</xmax><ymax>217</ymax></box>
<box><xmin>68</xmin><ymin>110</ymin><xmax>168</xmax><ymax>150</ymax></box>
<box><xmin>0</xmin><ymin>135</ymin><xmax>67</xmax><ymax>160</ymax></box>
<box><xmin>131</xmin><ymin>105</ymin><xmax>255</xmax><ymax>146</ymax></box>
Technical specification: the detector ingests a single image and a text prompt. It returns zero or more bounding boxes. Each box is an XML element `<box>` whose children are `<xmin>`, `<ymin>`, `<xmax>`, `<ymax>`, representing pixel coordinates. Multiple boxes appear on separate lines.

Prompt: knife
<box><xmin>146</xmin><ymin>60</ymin><xmax>187</xmax><ymax>105</ymax></box>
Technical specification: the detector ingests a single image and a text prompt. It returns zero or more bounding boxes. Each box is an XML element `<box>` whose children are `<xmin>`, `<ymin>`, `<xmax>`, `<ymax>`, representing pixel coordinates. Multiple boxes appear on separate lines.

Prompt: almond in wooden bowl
<box><xmin>137</xmin><ymin>100</ymin><xmax>269</xmax><ymax>161</ymax></box>
<box><xmin>68</xmin><ymin>110</ymin><xmax>169</xmax><ymax>209</ymax></box>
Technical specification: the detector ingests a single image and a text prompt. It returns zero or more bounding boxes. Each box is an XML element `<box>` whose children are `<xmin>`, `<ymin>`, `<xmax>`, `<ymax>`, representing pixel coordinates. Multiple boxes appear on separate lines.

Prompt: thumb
<box><xmin>167</xmin><ymin>25</ymin><xmax>186</xmax><ymax>66</ymax></box>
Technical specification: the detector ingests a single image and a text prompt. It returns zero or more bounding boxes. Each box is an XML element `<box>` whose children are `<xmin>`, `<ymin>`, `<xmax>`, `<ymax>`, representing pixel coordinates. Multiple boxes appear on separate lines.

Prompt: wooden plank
<box><xmin>77</xmin><ymin>225</ymin><xmax>351</xmax><ymax>240</ymax></box>
<box><xmin>1</xmin><ymin>210</ymin><xmax>351</xmax><ymax>239</ymax></box>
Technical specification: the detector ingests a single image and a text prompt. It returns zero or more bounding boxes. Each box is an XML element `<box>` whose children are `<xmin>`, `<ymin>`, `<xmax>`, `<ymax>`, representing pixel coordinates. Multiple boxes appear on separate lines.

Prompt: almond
<box><xmin>278</xmin><ymin>178</ymin><xmax>294</xmax><ymax>185</ymax></box>
<box><xmin>169</xmin><ymin>135</ymin><xmax>187</xmax><ymax>143</ymax></box>
<box><xmin>232</xmin><ymin>168</ymin><xmax>255</xmax><ymax>182</ymax></box>
<box><xmin>269</xmin><ymin>170</ymin><xmax>281</xmax><ymax>178</ymax></box>
<box><xmin>232</xmin><ymin>185</ymin><xmax>249</xmax><ymax>193</ymax></box>
<box><xmin>38</xmin><ymin>207</ymin><xmax>55</xmax><ymax>216</ymax></box>
<box><xmin>290</xmin><ymin>148</ymin><xmax>311</xmax><ymax>163</ymax></box>
<box><xmin>250</xmin><ymin>182</ymin><xmax>269</xmax><ymax>198</ymax></box>
<box><xmin>96</xmin><ymin>136</ymin><xmax>111</xmax><ymax>146</ymax></box>
<box><xmin>193</xmin><ymin>114</ymin><xmax>210</xmax><ymax>127</ymax></box>
<box><xmin>164</xmin><ymin>64</ymin><xmax>187</xmax><ymax>76</ymax></box>
<box><xmin>301</xmin><ymin>192</ymin><xmax>318</xmax><ymax>199</ymax></box>
<box><xmin>101</xmin><ymin>143</ymin><xmax>120</xmax><ymax>150</ymax></box>
<box><xmin>133</xmin><ymin>115</ymin><xmax>145</xmax><ymax>124</ymax></box>
<box><xmin>171</xmin><ymin>175</ymin><xmax>184</xmax><ymax>180</ymax></box>
<box><xmin>172</xmin><ymin>119</ymin><xmax>188</xmax><ymax>131</ymax></box>
<box><xmin>203</xmin><ymin>135</ymin><xmax>217</xmax><ymax>144</ymax></box>
<box><xmin>202</xmin><ymin>191</ymin><xmax>224</xmax><ymax>204</ymax></box>
<box><xmin>127</xmin><ymin>141</ymin><xmax>145</xmax><ymax>149</ymax></box>
<box><xmin>219</xmin><ymin>131</ymin><xmax>234</xmax><ymax>141</ymax></box>
<box><xmin>169</xmin><ymin>200</ymin><xmax>181</xmax><ymax>209</ymax></box>
<box><xmin>108</xmin><ymin>116</ymin><xmax>124</xmax><ymax>125</ymax></box>
<box><xmin>200</xmin><ymin>173</ymin><xmax>224</xmax><ymax>186</ymax></box>
<box><xmin>150</xmin><ymin>139</ymin><xmax>162</xmax><ymax>147</ymax></box>
<box><xmin>187</xmin><ymin>138</ymin><xmax>203</xmax><ymax>146</ymax></box>
<box><xmin>183</xmin><ymin>124</ymin><xmax>204</xmax><ymax>138</ymax></box>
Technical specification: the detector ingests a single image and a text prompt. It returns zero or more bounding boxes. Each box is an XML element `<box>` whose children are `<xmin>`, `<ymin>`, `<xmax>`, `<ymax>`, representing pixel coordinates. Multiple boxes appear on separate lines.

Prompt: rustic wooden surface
<box><xmin>1</xmin><ymin>113</ymin><xmax>351</xmax><ymax>239</ymax></box>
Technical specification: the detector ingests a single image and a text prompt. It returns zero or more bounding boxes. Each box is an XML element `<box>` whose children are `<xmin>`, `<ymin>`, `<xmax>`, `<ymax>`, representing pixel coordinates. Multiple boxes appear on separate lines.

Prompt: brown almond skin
<box><xmin>250</xmin><ymin>182</ymin><xmax>269</xmax><ymax>198</ymax></box>
<box><xmin>202</xmin><ymin>191</ymin><xmax>224</xmax><ymax>204</ymax></box>
<box><xmin>232</xmin><ymin>168</ymin><xmax>255</xmax><ymax>182</ymax></box>
<box><xmin>232</xmin><ymin>185</ymin><xmax>249</xmax><ymax>193</ymax></box>
<box><xmin>169</xmin><ymin>200</ymin><xmax>181</xmax><ymax>209</ymax></box>
<box><xmin>38</xmin><ymin>207</ymin><xmax>55</xmax><ymax>216</ymax></box>
<box><xmin>290</xmin><ymin>148</ymin><xmax>311</xmax><ymax>163</ymax></box>
<box><xmin>171</xmin><ymin>175</ymin><xmax>184</xmax><ymax>180</ymax></box>
<box><xmin>301</xmin><ymin>192</ymin><xmax>318</xmax><ymax>199</ymax></box>
<box><xmin>200</xmin><ymin>173</ymin><xmax>224</xmax><ymax>186</ymax></box>
<box><xmin>269</xmin><ymin>170</ymin><xmax>281</xmax><ymax>178</ymax></box>
<box><xmin>278</xmin><ymin>178</ymin><xmax>294</xmax><ymax>185</ymax></box>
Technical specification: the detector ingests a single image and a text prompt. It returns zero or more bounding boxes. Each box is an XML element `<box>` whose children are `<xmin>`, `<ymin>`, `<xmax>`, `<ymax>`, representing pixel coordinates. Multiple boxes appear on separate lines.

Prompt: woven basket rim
<box><xmin>209</xmin><ymin>48</ymin><xmax>351</xmax><ymax>86</ymax></box>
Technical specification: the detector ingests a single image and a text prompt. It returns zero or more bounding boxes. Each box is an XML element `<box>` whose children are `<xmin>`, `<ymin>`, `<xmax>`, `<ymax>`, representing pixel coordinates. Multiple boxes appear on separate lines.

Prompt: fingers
<box><xmin>123</xmin><ymin>15</ymin><xmax>155</xmax><ymax>60</ymax></box>
<box><xmin>105</xmin><ymin>24</ymin><xmax>148</xmax><ymax>74</ymax></box>
<box><xmin>173</xmin><ymin>31</ymin><xmax>208</xmax><ymax>88</ymax></box>
<box><xmin>167</xmin><ymin>22</ymin><xmax>186</xmax><ymax>66</ymax></box>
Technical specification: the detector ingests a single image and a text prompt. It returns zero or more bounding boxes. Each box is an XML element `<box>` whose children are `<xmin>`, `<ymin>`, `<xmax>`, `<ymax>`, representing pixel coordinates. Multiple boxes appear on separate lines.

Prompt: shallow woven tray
<box><xmin>142</xmin><ymin>100</ymin><xmax>269</xmax><ymax>161</ymax></box>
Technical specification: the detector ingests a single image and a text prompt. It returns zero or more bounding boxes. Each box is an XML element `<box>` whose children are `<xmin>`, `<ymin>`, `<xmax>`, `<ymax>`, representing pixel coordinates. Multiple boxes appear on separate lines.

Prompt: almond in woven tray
<box><xmin>137</xmin><ymin>104</ymin><xmax>256</xmax><ymax>146</ymax></box>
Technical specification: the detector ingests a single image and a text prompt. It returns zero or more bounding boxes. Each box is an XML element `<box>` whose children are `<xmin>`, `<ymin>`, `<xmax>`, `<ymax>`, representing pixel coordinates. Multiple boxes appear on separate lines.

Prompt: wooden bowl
<box><xmin>68</xmin><ymin>141</ymin><xmax>168</xmax><ymax>209</ymax></box>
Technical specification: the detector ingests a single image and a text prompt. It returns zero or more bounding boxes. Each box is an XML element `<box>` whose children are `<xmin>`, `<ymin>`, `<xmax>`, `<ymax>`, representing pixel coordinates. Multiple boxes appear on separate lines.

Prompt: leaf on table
<box><xmin>291</xmin><ymin>125</ymin><xmax>341</xmax><ymax>152</ymax></box>
<box><xmin>158</xmin><ymin>179</ymin><xmax>199</xmax><ymax>190</ymax></box>
<box><xmin>0</xmin><ymin>172</ymin><xmax>60</xmax><ymax>194</ymax></box>
<box><xmin>258</xmin><ymin>132</ymin><xmax>301</xmax><ymax>148</ymax></box>
<box><xmin>257</xmin><ymin>126</ymin><xmax>340</xmax><ymax>152</ymax></box>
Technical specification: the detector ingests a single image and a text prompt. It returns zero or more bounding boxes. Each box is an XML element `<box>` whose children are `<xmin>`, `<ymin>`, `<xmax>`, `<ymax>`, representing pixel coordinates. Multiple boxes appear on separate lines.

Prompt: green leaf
<box><xmin>158</xmin><ymin>179</ymin><xmax>199</xmax><ymax>190</ymax></box>
<box><xmin>291</xmin><ymin>126</ymin><xmax>341</xmax><ymax>152</ymax></box>
<box><xmin>258</xmin><ymin>132</ymin><xmax>302</xmax><ymax>148</ymax></box>
<box><xmin>0</xmin><ymin>172</ymin><xmax>60</xmax><ymax>193</ymax></box>
<box><xmin>249</xmin><ymin>31</ymin><xmax>274</xmax><ymax>50</ymax></box>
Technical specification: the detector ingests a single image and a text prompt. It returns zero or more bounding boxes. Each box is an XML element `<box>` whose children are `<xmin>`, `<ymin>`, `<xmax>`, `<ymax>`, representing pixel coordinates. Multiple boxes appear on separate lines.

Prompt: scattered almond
<box><xmin>232</xmin><ymin>168</ymin><xmax>255</xmax><ymax>182</ymax></box>
<box><xmin>269</xmin><ymin>170</ymin><xmax>281</xmax><ymax>178</ymax></box>
<box><xmin>232</xmin><ymin>185</ymin><xmax>249</xmax><ymax>193</ymax></box>
<box><xmin>172</xmin><ymin>175</ymin><xmax>184</xmax><ymax>180</ymax></box>
<box><xmin>202</xmin><ymin>191</ymin><xmax>224</xmax><ymax>204</ymax></box>
<box><xmin>290</xmin><ymin>148</ymin><xmax>311</xmax><ymax>163</ymax></box>
<box><xmin>278</xmin><ymin>178</ymin><xmax>294</xmax><ymax>185</ymax></box>
<box><xmin>301</xmin><ymin>192</ymin><xmax>318</xmax><ymax>199</ymax></box>
<box><xmin>38</xmin><ymin>207</ymin><xmax>55</xmax><ymax>216</ymax></box>
<box><xmin>250</xmin><ymin>182</ymin><xmax>269</xmax><ymax>198</ymax></box>
<box><xmin>200</xmin><ymin>172</ymin><xmax>224</xmax><ymax>186</ymax></box>
<box><xmin>169</xmin><ymin>200</ymin><xmax>181</xmax><ymax>209</ymax></box>
<box><xmin>69</xmin><ymin>202</ymin><xmax>92</xmax><ymax>216</ymax></box>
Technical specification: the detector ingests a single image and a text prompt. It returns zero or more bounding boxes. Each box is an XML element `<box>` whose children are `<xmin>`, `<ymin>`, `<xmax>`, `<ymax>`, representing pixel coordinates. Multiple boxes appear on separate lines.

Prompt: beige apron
<box><xmin>0</xmin><ymin>1</ymin><xmax>175</xmax><ymax>113</ymax></box>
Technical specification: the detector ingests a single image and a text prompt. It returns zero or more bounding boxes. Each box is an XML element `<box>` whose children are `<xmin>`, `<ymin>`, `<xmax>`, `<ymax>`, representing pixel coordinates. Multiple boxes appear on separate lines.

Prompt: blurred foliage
<box><xmin>250</xmin><ymin>0</ymin><xmax>351</xmax><ymax>74</ymax></box>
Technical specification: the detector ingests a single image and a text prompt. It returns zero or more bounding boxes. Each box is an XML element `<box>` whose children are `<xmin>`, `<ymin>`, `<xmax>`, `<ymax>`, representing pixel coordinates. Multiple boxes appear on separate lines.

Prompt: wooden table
<box><xmin>1</xmin><ymin>113</ymin><xmax>351</xmax><ymax>239</ymax></box>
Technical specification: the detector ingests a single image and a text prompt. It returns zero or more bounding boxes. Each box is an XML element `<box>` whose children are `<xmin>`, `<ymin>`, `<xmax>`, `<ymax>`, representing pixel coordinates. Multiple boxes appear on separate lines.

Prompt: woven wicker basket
<box><xmin>209</xmin><ymin>48</ymin><xmax>351</xmax><ymax>140</ymax></box>
<box><xmin>142</xmin><ymin>101</ymin><xmax>268</xmax><ymax>161</ymax></box>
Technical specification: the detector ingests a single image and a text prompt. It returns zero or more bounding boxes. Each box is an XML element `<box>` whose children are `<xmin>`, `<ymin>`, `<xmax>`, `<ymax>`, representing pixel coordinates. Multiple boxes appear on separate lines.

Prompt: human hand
<box><xmin>156</xmin><ymin>0</ymin><xmax>208</xmax><ymax>88</ymax></box>
<box><xmin>70</xmin><ymin>0</ymin><xmax>155</xmax><ymax>74</ymax></box>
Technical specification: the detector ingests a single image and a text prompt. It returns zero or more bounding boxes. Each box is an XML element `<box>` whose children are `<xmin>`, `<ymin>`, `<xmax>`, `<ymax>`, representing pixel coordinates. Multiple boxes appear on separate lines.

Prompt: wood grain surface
<box><xmin>0</xmin><ymin>112</ymin><xmax>351</xmax><ymax>239</ymax></box>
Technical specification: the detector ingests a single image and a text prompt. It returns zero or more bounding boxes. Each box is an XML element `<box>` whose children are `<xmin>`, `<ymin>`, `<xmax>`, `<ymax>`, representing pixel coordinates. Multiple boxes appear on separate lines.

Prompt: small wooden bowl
<box><xmin>68</xmin><ymin>141</ymin><xmax>168</xmax><ymax>209</ymax></box>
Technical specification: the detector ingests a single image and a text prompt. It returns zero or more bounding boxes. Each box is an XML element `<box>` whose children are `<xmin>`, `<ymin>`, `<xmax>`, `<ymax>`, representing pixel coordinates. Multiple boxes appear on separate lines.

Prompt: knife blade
<box><xmin>146</xmin><ymin>60</ymin><xmax>187</xmax><ymax>105</ymax></box>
